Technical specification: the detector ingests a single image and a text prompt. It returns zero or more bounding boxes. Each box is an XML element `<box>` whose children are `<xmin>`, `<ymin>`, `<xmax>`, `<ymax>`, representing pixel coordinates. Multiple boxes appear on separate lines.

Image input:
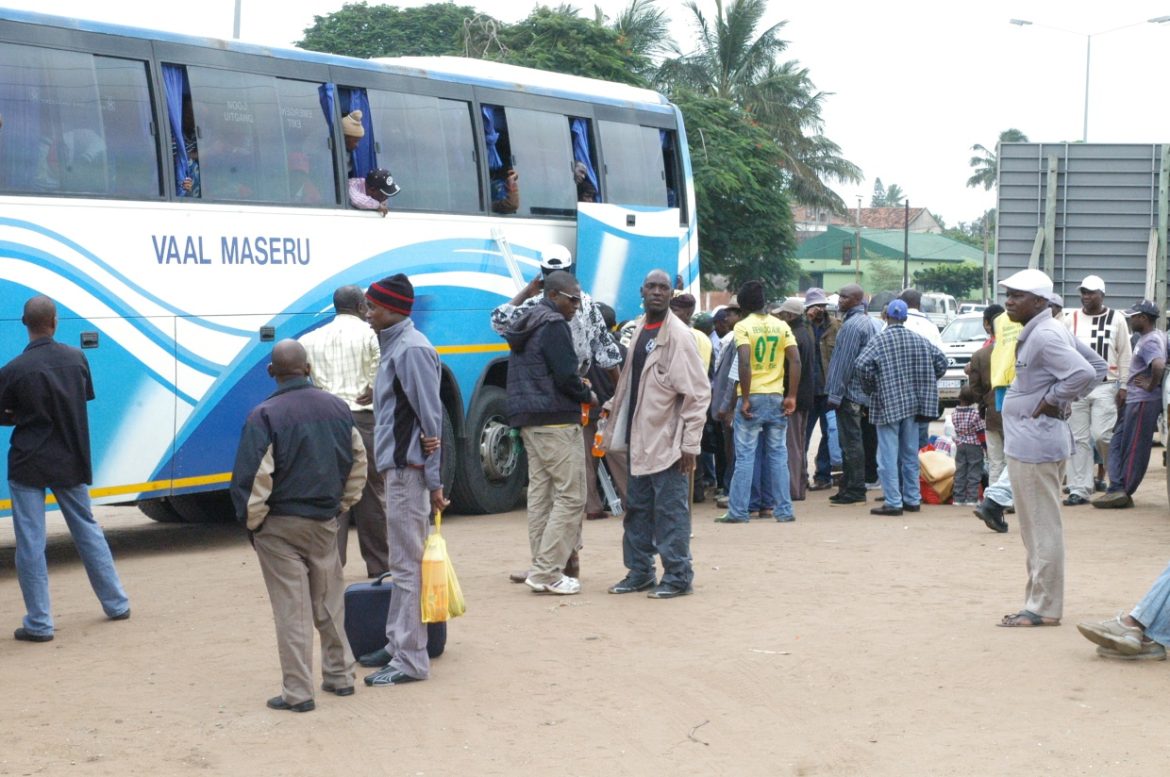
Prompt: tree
<box><xmin>866</xmin><ymin>258</ymin><xmax>903</xmax><ymax>293</ymax></box>
<box><xmin>883</xmin><ymin>183</ymin><xmax>904</xmax><ymax>207</ymax></box>
<box><xmin>967</xmin><ymin>128</ymin><xmax>1029</xmax><ymax>190</ymax></box>
<box><xmin>675</xmin><ymin>91</ymin><xmax>798</xmax><ymax>297</ymax></box>
<box><xmin>871</xmin><ymin>178</ymin><xmax>886</xmax><ymax>207</ymax></box>
<box><xmin>657</xmin><ymin>0</ymin><xmax>860</xmax><ymax>212</ymax></box>
<box><xmin>870</xmin><ymin>177</ymin><xmax>904</xmax><ymax>206</ymax></box>
<box><xmin>297</xmin><ymin>2</ymin><xmax>482</xmax><ymax>58</ymax></box>
<box><xmin>913</xmin><ymin>263</ymin><xmax>984</xmax><ymax>298</ymax></box>
<box><xmin>605</xmin><ymin>0</ymin><xmax>673</xmax><ymax>82</ymax></box>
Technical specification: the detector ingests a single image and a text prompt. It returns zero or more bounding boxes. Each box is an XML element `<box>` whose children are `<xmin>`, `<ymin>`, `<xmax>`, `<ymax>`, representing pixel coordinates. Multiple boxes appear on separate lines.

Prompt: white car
<box><xmin>937</xmin><ymin>313</ymin><xmax>988</xmax><ymax>406</ymax></box>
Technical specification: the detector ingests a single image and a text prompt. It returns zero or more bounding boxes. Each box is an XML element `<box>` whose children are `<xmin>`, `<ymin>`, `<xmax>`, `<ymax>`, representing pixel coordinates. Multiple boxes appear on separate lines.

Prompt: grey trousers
<box><xmin>382</xmin><ymin>467</ymin><xmax>431</xmax><ymax>680</ymax></box>
<box><xmin>623</xmin><ymin>464</ymin><xmax>694</xmax><ymax>590</ymax></box>
<box><xmin>1007</xmin><ymin>457</ymin><xmax>1064</xmax><ymax>620</ymax></box>
<box><xmin>521</xmin><ymin>425</ymin><xmax>586</xmax><ymax>585</ymax></box>
<box><xmin>337</xmin><ymin>410</ymin><xmax>389</xmax><ymax>577</ymax></box>
<box><xmin>954</xmin><ymin>443</ymin><xmax>984</xmax><ymax>503</ymax></box>
<box><xmin>254</xmin><ymin>514</ymin><xmax>354</xmax><ymax>704</ymax></box>
<box><xmin>786</xmin><ymin>410</ymin><xmax>808</xmax><ymax>501</ymax></box>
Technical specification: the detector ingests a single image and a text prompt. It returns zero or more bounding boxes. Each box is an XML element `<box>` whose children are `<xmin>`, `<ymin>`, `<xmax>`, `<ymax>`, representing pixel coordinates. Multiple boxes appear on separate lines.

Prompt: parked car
<box><xmin>937</xmin><ymin>313</ymin><xmax>988</xmax><ymax>406</ymax></box>
<box><xmin>958</xmin><ymin>302</ymin><xmax>988</xmax><ymax>315</ymax></box>
<box><xmin>921</xmin><ymin>292</ymin><xmax>958</xmax><ymax>330</ymax></box>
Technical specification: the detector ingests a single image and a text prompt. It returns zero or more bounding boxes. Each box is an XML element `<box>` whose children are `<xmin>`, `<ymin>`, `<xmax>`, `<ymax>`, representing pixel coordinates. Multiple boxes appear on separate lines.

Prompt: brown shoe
<box><xmin>509</xmin><ymin>570</ymin><xmax>529</xmax><ymax>584</ymax></box>
<box><xmin>586</xmin><ymin>512</ymin><xmax>607</xmax><ymax>520</ymax></box>
<box><xmin>564</xmin><ymin>551</ymin><xmax>580</xmax><ymax>580</ymax></box>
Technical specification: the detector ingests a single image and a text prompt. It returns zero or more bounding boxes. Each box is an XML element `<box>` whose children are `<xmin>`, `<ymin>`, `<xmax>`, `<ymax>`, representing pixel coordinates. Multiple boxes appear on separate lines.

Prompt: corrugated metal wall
<box><xmin>996</xmin><ymin>143</ymin><xmax>1166</xmax><ymax>304</ymax></box>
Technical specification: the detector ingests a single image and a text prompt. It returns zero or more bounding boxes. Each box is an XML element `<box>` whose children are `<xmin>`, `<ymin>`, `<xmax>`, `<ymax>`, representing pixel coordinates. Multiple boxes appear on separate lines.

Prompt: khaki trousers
<box><xmin>522</xmin><ymin>425</ymin><xmax>586</xmax><ymax>585</ymax></box>
<box><xmin>337</xmin><ymin>410</ymin><xmax>389</xmax><ymax>577</ymax></box>
<box><xmin>254</xmin><ymin>514</ymin><xmax>355</xmax><ymax>705</ymax></box>
<box><xmin>382</xmin><ymin>467</ymin><xmax>431</xmax><ymax>680</ymax></box>
<box><xmin>1068</xmin><ymin>381</ymin><xmax>1118</xmax><ymax>499</ymax></box>
<box><xmin>1007</xmin><ymin>457</ymin><xmax>1064</xmax><ymax>620</ymax></box>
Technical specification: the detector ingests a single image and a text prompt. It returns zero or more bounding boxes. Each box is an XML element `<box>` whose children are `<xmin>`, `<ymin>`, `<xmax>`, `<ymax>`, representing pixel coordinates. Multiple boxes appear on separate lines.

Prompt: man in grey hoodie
<box><xmin>505</xmin><ymin>271</ymin><xmax>596</xmax><ymax>596</ymax></box>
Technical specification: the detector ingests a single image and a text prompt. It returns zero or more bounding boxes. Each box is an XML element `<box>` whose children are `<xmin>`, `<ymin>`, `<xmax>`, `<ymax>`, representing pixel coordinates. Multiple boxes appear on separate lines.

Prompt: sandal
<box><xmin>997</xmin><ymin>610</ymin><xmax>1060</xmax><ymax>628</ymax></box>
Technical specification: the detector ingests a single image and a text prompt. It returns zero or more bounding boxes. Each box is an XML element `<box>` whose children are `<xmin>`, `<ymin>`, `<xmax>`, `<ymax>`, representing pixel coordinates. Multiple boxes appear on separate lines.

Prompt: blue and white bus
<box><xmin>0</xmin><ymin>10</ymin><xmax>699</xmax><ymax>519</ymax></box>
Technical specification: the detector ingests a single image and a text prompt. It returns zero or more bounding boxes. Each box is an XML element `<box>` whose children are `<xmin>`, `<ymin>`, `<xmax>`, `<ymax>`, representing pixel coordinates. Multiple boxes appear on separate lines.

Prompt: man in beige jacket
<box><xmin>601</xmin><ymin>270</ymin><xmax>711</xmax><ymax>599</ymax></box>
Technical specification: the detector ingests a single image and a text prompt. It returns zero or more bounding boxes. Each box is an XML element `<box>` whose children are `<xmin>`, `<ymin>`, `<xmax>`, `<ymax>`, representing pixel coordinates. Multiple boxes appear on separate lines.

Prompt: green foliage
<box><xmin>967</xmin><ymin>128</ymin><xmax>1029</xmax><ymax>190</ymax></box>
<box><xmin>489</xmin><ymin>6</ymin><xmax>647</xmax><ymax>85</ymax></box>
<box><xmin>675</xmin><ymin>91</ymin><xmax>798</xmax><ymax>298</ymax></box>
<box><xmin>297</xmin><ymin>2</ymin><xmax>483</xmax><ymax>58</ymax></box>
<box><xmin>866</xmin><ymin>258</ymin><xmax>903</xmax><ymax>292</ymax></box>
<box><xmin>870</xmin><ymin>177</ymin><xmax>904</xmax><ymax>207</ymax></box>
<box><xmin>913</xmin><ymin>262</ymin><xmax>984</xmax><ymax>298</ymax></box>
<box><xmin>871</xmin><ymin>178</ymin><xmax>886</xmax><ymax>207</ymax></box>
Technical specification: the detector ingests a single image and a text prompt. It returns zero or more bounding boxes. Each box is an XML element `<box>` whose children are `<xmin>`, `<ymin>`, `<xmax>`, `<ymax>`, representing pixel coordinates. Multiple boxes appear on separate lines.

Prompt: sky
<box><xmin>6</xmin><ymin>0</ymin><xmax>1170</xmax><ymax>228</ymax></box>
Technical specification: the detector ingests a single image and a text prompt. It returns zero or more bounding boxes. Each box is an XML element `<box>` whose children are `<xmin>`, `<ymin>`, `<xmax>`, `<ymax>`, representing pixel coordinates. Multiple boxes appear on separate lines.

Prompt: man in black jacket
<box><xmin>505</xmin><ymin>271</ymin><xmax>596</xmax><ymax>596</ymax></box>
<box><xmin>776</xmin><ymin>298</ymin><xmax>815</xmax><ymax>500</ymax></box>
<box><xmin>230</xmin><ymin>340</ymin><xmax>367</xmax><ymax>713</ymax></box>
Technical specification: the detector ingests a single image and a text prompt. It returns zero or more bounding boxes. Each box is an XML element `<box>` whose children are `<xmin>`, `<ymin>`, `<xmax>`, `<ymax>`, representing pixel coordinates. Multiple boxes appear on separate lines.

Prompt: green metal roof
<box><xmin>796</xmin><ymin>226</ymin><xmax>990</xmax><ymax>264</ymax></box>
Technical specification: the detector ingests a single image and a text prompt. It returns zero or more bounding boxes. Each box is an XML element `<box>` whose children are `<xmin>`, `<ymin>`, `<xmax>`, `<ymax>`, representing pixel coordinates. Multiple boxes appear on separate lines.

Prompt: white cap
<box><xmin>1048</xmin><ymin>293</ymin><xmax>1064</xmax><ymax>307</ymax></box>
<box><xmin>539</xmin><ymin>244</ymin><xmax>573</xmax><ymax>272</ymax></box>
<box><xmin>999</xmin><ymin>268</ymin><xmax>1053</xmax><ymax>298</ymax></box>
<box><xmin>1079</xmin><ymin>274</ymin><xmax>1105</xmax><ymax>293</ymax></box>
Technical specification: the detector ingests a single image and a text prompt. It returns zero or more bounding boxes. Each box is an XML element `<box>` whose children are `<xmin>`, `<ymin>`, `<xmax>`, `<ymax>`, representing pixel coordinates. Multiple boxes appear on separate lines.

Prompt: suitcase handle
<box><xmin>371</xmin><ymin>572</ymin><xmax>394</xmax><ymax>587</ymax></box>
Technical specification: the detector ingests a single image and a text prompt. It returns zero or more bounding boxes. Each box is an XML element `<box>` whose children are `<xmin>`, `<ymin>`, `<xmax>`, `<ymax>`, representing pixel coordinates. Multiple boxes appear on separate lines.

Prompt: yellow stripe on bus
<box><xmin>0</xmin><ymin>472</ymin><xmax>232</xmax><ymax>511</ymax></box>
<box><xmin>435</xmin><ymin>343</ymin><xmax>509</xmax><ymax>355</ymax></box>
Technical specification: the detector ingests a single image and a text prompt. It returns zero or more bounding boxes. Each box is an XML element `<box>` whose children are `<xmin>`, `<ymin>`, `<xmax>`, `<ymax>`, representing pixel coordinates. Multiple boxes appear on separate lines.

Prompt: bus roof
<box><xmin>0</xmin><ymin>7</ymin><xmax>676</xmax><ymax>114</ymax></box>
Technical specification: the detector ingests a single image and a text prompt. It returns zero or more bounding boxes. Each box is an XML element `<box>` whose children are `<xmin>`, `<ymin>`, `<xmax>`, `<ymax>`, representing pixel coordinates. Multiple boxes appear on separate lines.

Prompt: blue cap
<box><xmin>886</xmin><ymin>299</ymin><xmax>909</xmax><ymax>321</ymax></box>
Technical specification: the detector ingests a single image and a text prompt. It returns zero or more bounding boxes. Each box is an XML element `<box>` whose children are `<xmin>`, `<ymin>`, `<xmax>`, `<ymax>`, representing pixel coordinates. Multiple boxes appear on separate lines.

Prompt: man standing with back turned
<box><xmin>299</xmin><ymin>285</ymin><xmax>386</xmax><ymax>577</ymax></box>
<box><xmin>602</xmin><ymin>270</ymin><xmax>710</xmax><ymax>599</ymax></box>
<box><xmin>362</xmin><ymin>274</ymin><xmax>448</xmax><ymax>688</ymax></box>
<box><xmin>1</xmin><ymin>295</ymin><xmax>131</xmax><ymax>642</ymax></box>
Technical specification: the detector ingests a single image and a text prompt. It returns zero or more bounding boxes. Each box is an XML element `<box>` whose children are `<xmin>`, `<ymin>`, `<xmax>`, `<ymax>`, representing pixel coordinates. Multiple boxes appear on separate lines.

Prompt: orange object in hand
<box><xmin>592</xmin><ymin>411</ymin><xmax>608</xmax><ymax>457</ymax></box>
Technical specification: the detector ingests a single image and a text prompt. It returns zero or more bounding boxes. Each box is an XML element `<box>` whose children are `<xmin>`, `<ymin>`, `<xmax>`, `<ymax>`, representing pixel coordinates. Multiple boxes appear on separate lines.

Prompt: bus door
<box><xmin>575</xmin><ymin>202</ymin><xmax>683</xmax><ymax>322</ymax></box>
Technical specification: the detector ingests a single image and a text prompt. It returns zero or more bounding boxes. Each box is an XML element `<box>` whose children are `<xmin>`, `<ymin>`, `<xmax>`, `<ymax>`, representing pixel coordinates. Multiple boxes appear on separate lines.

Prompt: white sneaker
<box><xmin>1077</xmin><ymin>615</ymin><xmax>1145</xmax><ymax>655</ymax></box>
<box><xmin>544</xmin><ymin>576</ymin><xmax>581</xmax><ymax>595</ymax></box>
<box><xmin>865</xmin><ymin>481</ymin><xmax>881</xmax><ymax>491</ymax></box>
<box><xmin>524</xmin><ymin>577</ymin><xmax>546</xmax><ymax>592</ymax></box>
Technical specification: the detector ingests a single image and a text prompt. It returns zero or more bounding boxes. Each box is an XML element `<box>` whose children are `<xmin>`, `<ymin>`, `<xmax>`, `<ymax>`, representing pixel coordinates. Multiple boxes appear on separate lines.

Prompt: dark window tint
<box><xmin>0</xmin><ymin>44</ymin><xmax>159</xmax><ymax>196</ymax></box>
<box><xmin>276</xmin><ymin>78</ymin><xmax>335</xmax><ymax>206</ymax></box>
<box><xmin>599</xmin><ymin>121</ymin><xmax>667</xmax><ymax>207</ymax></box>
<box><xmin>367</xmin><ymin>90</ymin><xmax>478</xmax><ymax>213</ymax></box>
<box><xmin>505</xmin><ymin>107</ymin><xmax>576</xmax><ymax>218</ymax></box>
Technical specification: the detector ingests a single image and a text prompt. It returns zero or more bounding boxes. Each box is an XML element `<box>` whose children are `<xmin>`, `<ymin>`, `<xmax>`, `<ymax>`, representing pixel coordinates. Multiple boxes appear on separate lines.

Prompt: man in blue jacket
<box><xmin>231</xmin><ymin>339</ymin><xmax>367</xmax><ymax>712</ymax></box>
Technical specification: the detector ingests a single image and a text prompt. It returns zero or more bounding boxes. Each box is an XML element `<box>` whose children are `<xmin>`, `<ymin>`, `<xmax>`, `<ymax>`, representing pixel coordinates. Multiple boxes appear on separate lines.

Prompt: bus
<box><xmin>0</xmin><ymin>9</ymin><xmax>698</xmax><ymax>520</ymax></box>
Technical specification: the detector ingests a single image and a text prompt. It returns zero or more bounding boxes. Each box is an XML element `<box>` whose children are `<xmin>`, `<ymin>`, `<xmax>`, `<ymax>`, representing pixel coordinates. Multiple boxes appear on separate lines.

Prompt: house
<box><xmin>794</xmin><ymin>226</ymin><xmax>991</xmax><ymax>294</ymax></box>
<box><xmin>792</xmin><ymin>205</ymin><xmax>943</xmax><ymax>243</ymax></box>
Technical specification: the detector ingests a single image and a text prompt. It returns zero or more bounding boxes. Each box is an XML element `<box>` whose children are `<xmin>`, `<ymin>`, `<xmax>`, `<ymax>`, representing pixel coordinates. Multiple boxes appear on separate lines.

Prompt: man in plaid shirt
<box><xmin>855</xmin><ymin>300</ymin><xmax>948</xmax><ymax>516</ymax></box>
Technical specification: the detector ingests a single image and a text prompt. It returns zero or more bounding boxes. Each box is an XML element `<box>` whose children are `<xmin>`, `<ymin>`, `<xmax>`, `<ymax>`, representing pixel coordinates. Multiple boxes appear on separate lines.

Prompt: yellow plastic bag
<box><xmin>420</xmin><ymin>511</ymin><xmax>465</xmax><ymax>623</ymax></box>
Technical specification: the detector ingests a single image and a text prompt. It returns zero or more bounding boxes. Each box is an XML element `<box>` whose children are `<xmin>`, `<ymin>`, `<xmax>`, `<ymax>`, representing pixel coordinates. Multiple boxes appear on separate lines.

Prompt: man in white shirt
<box><xmin>898</xmin><ymin>288</ymin><xmax>944</xmax><ymax>347</ymax></box>
<box><xmin>299</xmin><ymin>285</ymin><xmax>385</xmax><ymax>575</ymax></box>
<box><xmin>1062</xmin><ymin>275</ymin><xmax>1131</xmax><ymax>506</ymax></box>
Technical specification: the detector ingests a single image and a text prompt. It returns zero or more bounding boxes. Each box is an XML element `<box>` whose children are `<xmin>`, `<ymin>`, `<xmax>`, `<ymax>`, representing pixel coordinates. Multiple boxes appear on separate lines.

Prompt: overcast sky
<box><xmin>8</xmin><ymin>0</ymin><xmax>1170</xmax><ymax>227</ymax></box>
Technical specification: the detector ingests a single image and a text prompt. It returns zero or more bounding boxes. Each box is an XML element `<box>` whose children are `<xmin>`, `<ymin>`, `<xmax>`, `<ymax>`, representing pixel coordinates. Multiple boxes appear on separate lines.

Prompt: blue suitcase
<box><xmin>344</xmin><ymin>573</ymin><xmax>447</xmax><ymax>659</ymax></box>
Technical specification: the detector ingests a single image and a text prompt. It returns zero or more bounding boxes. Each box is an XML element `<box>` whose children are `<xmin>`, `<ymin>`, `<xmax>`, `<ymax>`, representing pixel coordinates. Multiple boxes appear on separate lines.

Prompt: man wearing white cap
<box><xmin>997</xmin><ymin>269</ymin><xmax>1102</xmax><ymax>628</ymax></box>
<box><xmin>1062</xmin><ymin>274</ymin><xmax>1131</xmax><ymax>506</ymax></box>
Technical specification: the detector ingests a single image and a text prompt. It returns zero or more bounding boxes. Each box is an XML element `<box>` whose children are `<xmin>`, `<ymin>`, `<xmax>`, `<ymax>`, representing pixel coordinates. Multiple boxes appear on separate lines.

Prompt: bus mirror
<box><xmin>259</xmin><ymin>326</ymin><xmax>276</xmax><ymax>342</ymax></box>
<box><xmin>80</xmin><ymin>332</ymin><xmax>99</xmax><ymax>349</ymax></box>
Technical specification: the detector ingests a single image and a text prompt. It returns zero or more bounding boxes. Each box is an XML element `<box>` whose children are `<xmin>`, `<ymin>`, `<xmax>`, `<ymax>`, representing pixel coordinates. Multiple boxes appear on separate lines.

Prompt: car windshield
<box><xmin>941</xmin><ymin>317</ymin><xmax>986</xmax><ymax>343</ymax></box>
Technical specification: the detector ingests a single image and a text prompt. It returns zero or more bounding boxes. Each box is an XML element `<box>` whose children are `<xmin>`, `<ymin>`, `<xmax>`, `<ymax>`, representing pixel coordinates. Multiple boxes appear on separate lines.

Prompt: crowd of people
<box><xmin>4</xmin><ymin>260</ymin><xmax>1169</xmax><ymax>715</ymax></box>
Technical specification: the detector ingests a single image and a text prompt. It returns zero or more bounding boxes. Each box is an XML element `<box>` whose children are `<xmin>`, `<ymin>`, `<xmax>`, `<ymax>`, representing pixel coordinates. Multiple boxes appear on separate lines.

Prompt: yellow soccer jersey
<box><xmin>733</xmin><ymin>313</ymin><xmax>795</xmax><ymax>395</ymax></box>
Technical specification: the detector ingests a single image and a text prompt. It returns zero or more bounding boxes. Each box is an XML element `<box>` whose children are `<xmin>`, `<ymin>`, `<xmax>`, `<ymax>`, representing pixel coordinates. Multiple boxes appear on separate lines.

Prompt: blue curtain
<box><xmin>661</xmin><ymin>129</ymin><xmax>677</xmax><ymax>208</ymax></box>
<box><xmin>570</xmin><ymin>118</ymin><xmax>600</xmax><ymax>202</ymax></box>
<box><xmin>482</xmin><ymin>105</ymin><xmax>503</xmax><ymax>170</ymax></box>
<box><xmin>162</xmin><ymin>65</ymin><xmax>191</xmax><ymax>191</ymax></box>
<box><xmin>318</xmin><ymin>83</ymin><xmax>335</xmax><ymax>139</ymax></box>
<box><xmin>339</xmin><ymin>88</ymin><xmax>376</xmax><ymax>179</ymax></box>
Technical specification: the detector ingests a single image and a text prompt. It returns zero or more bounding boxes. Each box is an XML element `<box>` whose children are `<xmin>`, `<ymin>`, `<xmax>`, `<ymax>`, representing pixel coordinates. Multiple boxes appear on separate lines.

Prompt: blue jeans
<box><xmin>728</xmin><ymin>394</ymin><xmax>792</xmax><ymax>520</ymax></box>
<box><xmin>1132</xmin><ymin>559</ymin><xmax>1170</xmax><ymax>647</ymax></box>
<box><xmin>984</xmin><ymin>465</ymin><xmax>1014</xmax><ymax>507</ymax></box>
<box><xmin>622</xmin><ymin>466</ymin><xmax>693</xmax><ymax>589</ymax></box>
<box><xmin>876</xmin><ymin>417</ymin><xmax>922</xmax><ymax>509</ymax></box>
<box><xmin>749</xmin><ymin>434</ymin><xmax>774</xmax><ymax>511</ymax></box>
<box><xmin>806</xmin><ymin>397</ymin><xmax>841</xmax><ymax>482</ymax></box>
<box><xmin>10</xmin><ymin>481</ymin><xmax>130</xmax><ymax>636</ymax></box>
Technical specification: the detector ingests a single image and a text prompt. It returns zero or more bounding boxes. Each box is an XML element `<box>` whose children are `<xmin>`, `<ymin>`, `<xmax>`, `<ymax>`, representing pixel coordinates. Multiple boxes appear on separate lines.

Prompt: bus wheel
<box><xmin>137</xmin><ymin>497</ymin><xmax>184</xmax><ymax>523</ymax></box>
<box><xmin>450</xmin><ymin>385</ymin><xmax>525</xmax><ymax>514</ymax></box>
<box><xmin>169</xmin><ymin>491</ymin><xmax>235</xmax><ymax>523</ymax></box>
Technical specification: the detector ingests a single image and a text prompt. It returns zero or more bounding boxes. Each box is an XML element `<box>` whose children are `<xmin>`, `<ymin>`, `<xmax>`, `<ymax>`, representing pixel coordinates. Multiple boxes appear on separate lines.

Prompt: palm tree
<box><xmin>656</xmin><ymin>0</ymin><xmax>860</xmax><ymax>212</ymax></box>
<box><xmin>967</xmin><ymin>128</ymin><xmax>1029</xmax><ymax>190</ymax></box>
<box><xmin>607</xmin><ymin>0</ymin><xmax>673</xmax><ymax>61</ymax></box>
<box><xmin>883</xmin><ymin>183</ymin><xmax>905</xmax><ymax>206</ymax></box>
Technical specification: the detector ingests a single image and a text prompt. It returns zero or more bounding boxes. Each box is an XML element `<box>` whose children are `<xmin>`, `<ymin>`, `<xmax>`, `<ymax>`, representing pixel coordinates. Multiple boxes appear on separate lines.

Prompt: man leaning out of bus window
<box><xmin>349</xmin><ymin>169</ymin><xmax>400</xmax><ymax>217</ymax></box>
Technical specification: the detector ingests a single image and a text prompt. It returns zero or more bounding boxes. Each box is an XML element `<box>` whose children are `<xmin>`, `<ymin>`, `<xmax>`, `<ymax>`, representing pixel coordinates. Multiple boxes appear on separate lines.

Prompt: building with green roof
<box><xmin>794</xmin><ymin>226</ymin><xmax>991</xmax><ymax>295</ymax></box>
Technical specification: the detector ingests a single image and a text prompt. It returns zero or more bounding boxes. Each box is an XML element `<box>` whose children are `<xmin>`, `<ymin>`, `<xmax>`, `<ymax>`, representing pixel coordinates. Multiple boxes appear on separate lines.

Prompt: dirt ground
<box><xmin>2</xmin><ymin>462</ymin><xmax>1170</xmax><ymax>777</ymax></box>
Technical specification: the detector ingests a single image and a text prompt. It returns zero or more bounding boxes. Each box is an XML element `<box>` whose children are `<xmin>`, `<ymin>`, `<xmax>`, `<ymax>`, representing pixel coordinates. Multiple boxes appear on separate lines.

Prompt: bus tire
<box><xmin>169</xmin><ymin>491</ymin><xmax>235</xmax><ymax>523</ymax></box>
<box><xmin>440</xmin><ymin>404</ymin><xmax>457</xmax><ymax>499</ymax></box>
<box><xmin>450</xmin><ymin>385</ymin><xmax>525</xmax><ymax>514</ymax></box>
<box><xmin>137</xmin><ymin>497</ymin><xmax>185</xmax><ymax>523</ymax></box>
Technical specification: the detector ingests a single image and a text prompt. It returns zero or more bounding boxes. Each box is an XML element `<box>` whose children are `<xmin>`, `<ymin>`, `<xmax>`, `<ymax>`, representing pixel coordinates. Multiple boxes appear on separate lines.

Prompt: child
<box><xmin>951</xmin><ymin>386</ymin><xmax>986</xmax><ymax>506</ymax></box>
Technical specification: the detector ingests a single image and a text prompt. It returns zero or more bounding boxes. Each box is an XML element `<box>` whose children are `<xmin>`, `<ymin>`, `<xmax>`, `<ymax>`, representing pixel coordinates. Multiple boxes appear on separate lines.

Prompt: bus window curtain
<box><xmin>318</xmin><ymin>83</ymin><xmax>335</xmax><ymax>140</ymax></box>
<box><xmin>339</xmin><ymin>87</ymin><xmax>375</xmax><ymax>179</ymax></box>
<box><xmin>162</xmin><ymin>64</ymin><xmax>191</xmax><ymax>192</ymax></box>
<box><xmin>661</xmin><ymin>129</ymin><xmax>677</xmax><ymax>208</ymax></box>
<box><xmin>570</xmin><ymin>118</ymin><xmax>600</xmax><ymax>201</ymax></box>
<box><xmin>482</xmin><ymin>105</ymin><xmax>503</xmax><ymax>171</ymax></box>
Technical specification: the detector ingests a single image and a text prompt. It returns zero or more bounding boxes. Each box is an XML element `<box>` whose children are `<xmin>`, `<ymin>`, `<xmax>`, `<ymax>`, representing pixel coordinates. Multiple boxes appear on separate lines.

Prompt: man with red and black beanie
<box><xmin>360</xmin><ymin>273</ymin><xmax>448</xmax><ymax>688</ymax></box>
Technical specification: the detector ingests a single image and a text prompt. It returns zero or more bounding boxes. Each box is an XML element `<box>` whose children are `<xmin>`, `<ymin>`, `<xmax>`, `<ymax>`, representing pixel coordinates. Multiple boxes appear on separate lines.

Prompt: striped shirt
<box><xmin>826</xmin><ymin>306</ymin><xmax>880</xmax><ymax>406</ymax></box>
<box><xmin>299</xmin><ymin>313</ymin><xmax>379</xmax><ymax>412</ymax></box>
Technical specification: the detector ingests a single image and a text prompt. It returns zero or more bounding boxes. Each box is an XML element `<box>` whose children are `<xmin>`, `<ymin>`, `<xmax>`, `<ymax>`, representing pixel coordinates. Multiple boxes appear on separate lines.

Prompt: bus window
<box><xmin>598</xmin><ymin>120</ymin><xmax>667</xmax><ymax>208</ymax></box>
<box><xmin>569</xmin><ymin>117</ymin><xmax>600</xmax><ymax>203</ymax></box>
<box><xmin>0</xmin><ymin>44</ymin><xmax>158</xmax><ymax>197</ymax></box>
<box><xmin>367</xmin><ymin>90</ymin><xmax>479</xmax><ymax>213</ymax></box>
<box><xmin>276</xmin><ymin>78</ymin><xmax>335</xmax><ymax>206</ymax></box>
<box><xmin>501</xmin><ymin>107</ymin><xmax>576</xmax><ymax>218</ymax></box>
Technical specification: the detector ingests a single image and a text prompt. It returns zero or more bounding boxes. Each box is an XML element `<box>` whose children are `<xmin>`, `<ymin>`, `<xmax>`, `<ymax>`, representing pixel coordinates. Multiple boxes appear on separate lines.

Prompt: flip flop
<box><xmin>997</xmin><ymin>610</ymin><xmax>1060</xmax><ymax>628</ymax></box>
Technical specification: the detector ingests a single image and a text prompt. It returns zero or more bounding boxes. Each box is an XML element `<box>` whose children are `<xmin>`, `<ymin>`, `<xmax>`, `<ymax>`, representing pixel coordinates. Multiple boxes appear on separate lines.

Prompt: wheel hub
<box><xmin>479</xmin><ymin>417</ymin><xmax>519</xmax><ymax>482</ymax></box>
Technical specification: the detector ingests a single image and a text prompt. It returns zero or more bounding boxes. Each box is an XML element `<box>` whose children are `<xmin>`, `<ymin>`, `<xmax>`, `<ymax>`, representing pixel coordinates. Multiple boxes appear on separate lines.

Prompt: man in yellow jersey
<box><xmin>668</xmin><ymin>293</ymin><xmax>712</xmax><ymax>372</ymax></box>
<box><xmin>716</xmin><ymin>281</ymin><xmax>801</xmax><ymax>523</ymax></box>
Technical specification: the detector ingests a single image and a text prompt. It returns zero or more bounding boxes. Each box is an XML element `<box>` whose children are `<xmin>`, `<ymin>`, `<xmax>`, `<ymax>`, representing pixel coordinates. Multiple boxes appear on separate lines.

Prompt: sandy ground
<box><xmin>2</xmin><ymin>464</ymin><xmax>1170</xmax><ymax>777</ymax></box>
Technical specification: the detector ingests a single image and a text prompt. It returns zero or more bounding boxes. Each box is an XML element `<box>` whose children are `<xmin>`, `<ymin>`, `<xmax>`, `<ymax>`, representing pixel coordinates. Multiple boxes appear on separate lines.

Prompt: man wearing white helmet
<box><xmin>1062</xmin><ymin>274</ymin><xmax>1131</xmax><ymax>506</ymax></box>
<box><xmin>996</xmin><ymin>268</ymin><xmax>1103</xmax><ymax>628</ymax></box>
